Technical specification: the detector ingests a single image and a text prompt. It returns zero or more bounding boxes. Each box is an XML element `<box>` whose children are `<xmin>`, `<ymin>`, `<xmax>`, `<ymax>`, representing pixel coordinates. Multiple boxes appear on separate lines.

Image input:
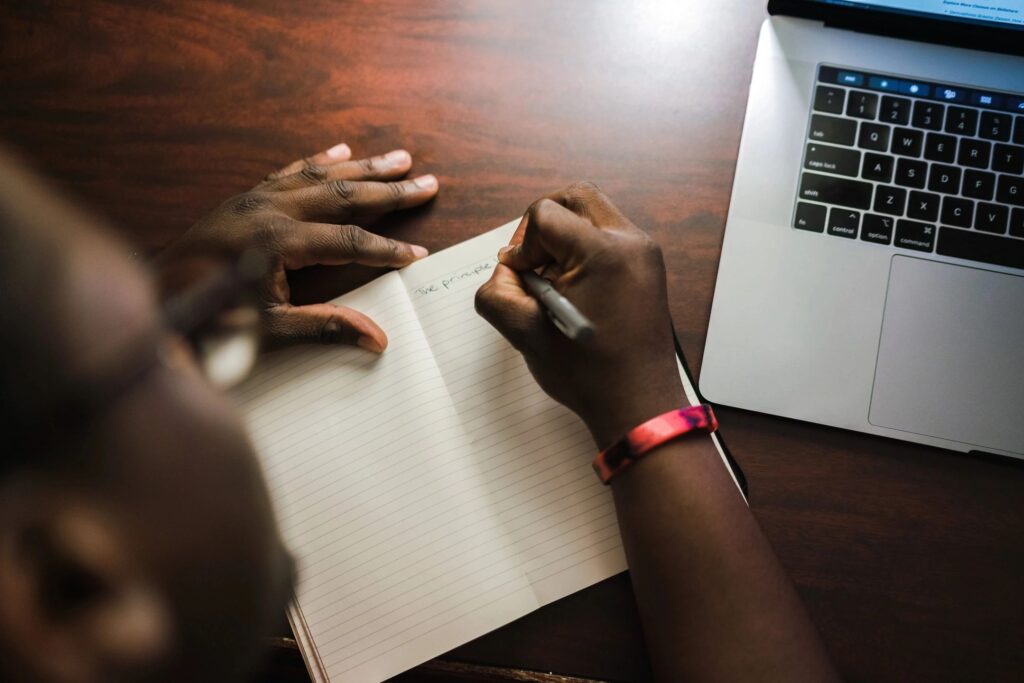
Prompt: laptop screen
<box><xmin>811</xmin><ymin>0</ymin><xmax>1024</xmax><ymax>29</ymax></box>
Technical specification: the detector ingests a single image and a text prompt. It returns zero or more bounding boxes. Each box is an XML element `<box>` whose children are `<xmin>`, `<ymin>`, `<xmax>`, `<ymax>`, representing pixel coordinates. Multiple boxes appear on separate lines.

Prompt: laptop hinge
<box><xmin>767</xmin><ymin>0</ymin><xmax>1024</xmax><ymax>57</ymax></box>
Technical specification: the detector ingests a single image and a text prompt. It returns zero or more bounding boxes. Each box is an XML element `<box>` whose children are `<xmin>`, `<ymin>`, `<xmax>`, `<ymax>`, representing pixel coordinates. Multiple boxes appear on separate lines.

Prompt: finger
<box><xmin>262</xmin><ymin>143</ymin><xmax>352</xmax><ymax>184</ymax></box>
<box><xmin>497</xmin><ymin>198</ymin><xmax>597</xmax><ymax>272</ymax></box>
<box><xmin>280</xmin><ymin>222</ymin><xmax>429</xmax><ymax>270</ymax></box>
<box><xmin>277</xmin><ymin>175</ymin><xmax>439</xmax><ymax>223</ymax></box>
<box><xmin>259</xmin><ymin>150</ymin><xmax>414</xmax><ymax>192</ymax></box>
<box><xmin>474</xmin><ymin>264</ymin><xmax>549</xmax><ymax>354</ymax></box>
<box><xmin>545</xmin><ymin>181</ymin><xmax>627</xmax><ymax>227</ymax></box>
<box><xmin>539</xmin><ymin>260</ymin><xmax>564</xmax><ymax>281</ymax></box>
<box><xmin>264</xmin><ymin>302</ymin><xmax>388</xmax><ymax>352</ymax></box>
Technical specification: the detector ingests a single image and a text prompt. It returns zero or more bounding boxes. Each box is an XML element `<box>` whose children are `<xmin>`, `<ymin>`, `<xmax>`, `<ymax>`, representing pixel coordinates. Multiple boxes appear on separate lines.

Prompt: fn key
<box><xmin>794</xmin><ymin>202</ymin><xmax>826</xmax><ymax>232</ymax></box>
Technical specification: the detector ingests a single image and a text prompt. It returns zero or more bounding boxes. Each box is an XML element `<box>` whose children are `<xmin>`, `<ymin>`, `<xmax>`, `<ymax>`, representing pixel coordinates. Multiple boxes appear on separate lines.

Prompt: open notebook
<box><xmin>232</xmin><ymin>220</ymin><xmax>741</xmax><ymax>683</ymax></box>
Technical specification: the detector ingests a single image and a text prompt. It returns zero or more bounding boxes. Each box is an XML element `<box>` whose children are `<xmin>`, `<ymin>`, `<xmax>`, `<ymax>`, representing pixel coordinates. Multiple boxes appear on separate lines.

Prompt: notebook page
<box><xmin>232</xmin><ymin>271</ymin><xmax>538</xmax><ymax>683</ymax></box>
<box><xmin>401</xmin><ymin>221</ymin><xmax>744</xmax><ymax>604</ymax></box>
<box><xmin>400</xmin><ymin>222</ymin><xmax>628</xmax><ymax>606</ymax></box>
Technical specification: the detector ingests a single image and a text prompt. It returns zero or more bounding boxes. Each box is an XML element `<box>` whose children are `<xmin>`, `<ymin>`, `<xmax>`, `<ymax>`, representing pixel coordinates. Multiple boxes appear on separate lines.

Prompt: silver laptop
<box><xmin>701</xmin><ymin>0</ymin><xmax>1024</xmax><ymax>459</ymax></box>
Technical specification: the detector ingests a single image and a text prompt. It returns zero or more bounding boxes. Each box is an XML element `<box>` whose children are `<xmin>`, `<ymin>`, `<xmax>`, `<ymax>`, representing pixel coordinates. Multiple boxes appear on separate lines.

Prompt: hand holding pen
<box><xmin>475</xmin><ymin>182</ymin><xmax>686</xmax><ymax>449</ymax></box>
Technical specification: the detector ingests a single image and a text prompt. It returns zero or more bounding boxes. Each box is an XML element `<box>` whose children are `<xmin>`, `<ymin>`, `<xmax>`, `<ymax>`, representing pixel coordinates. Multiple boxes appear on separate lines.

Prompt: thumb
<box><xmin>264</xmin><ymin>303</ymin><xmax>388</xmax><ymax>352</ymax></box>
<box><xmin>474</xmin><ymin>264</ymin><xmax>550</xmax><ymax>354</ymax></box>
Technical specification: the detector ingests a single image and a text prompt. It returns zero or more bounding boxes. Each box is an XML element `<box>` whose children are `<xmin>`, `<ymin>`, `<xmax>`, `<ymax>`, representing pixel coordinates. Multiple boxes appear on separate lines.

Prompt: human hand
<box><xmin>475</xmin><ymin>182</ymin><xmax>685</xmax><ymax>448</ymax></box>
<box><xmin>158</xmin><ymin>143</ymin><xmax>439</xmax><ymax>352</ymax></box>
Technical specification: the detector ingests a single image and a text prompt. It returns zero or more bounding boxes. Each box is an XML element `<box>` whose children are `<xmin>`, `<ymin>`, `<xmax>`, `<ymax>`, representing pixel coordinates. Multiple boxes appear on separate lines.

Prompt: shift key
<box><xmin>799</xmin><ymin>172</ymin><xmax>873</xmax><ymax>210</ymax></box>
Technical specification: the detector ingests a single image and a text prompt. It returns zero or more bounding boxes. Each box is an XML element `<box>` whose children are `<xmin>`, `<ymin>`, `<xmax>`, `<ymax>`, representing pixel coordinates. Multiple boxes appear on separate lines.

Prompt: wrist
<box><xmin>582</xmin><ymin>380</ymin><xmax>689</xmax><ymax>450</ymax></box>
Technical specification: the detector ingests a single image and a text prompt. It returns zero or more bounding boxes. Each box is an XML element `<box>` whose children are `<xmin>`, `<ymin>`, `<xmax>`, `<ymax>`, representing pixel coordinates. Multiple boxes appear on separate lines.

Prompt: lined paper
<box><xmin>233</xmin><ymin>220</ymin><xmax>739</xmax><ymax>683</ymax></box>
<box><xmin>234</xmin><ymin>258</ymin><xmax>538</xmax><ymax>683</ymax></box>
<box><xmin>400</xmin><ymin>226</ymin><xmax>627</xmax><ymax>607</ymax></box>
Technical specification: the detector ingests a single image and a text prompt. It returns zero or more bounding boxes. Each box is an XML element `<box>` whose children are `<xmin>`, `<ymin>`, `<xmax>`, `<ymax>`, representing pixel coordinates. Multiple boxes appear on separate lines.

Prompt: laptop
<box><xmin>701</xmin><ymin>0</ymin><xmax>1024</xmax><ymax>459</ymax></box>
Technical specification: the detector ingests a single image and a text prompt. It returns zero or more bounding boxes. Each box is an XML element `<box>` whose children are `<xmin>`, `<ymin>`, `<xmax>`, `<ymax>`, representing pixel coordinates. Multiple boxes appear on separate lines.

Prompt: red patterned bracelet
<box><xmin>592</xmin><ymin>404</ymin><xmax>719</xmax><ymax>484</ymax></box>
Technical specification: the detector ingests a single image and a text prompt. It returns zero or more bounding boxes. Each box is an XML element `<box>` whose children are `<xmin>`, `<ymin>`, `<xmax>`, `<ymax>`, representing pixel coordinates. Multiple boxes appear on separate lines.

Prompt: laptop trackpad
<box><xmin>869</xmin><ymin>256</ymin><xmax>1024</xmax><ymax>455</ymax></box>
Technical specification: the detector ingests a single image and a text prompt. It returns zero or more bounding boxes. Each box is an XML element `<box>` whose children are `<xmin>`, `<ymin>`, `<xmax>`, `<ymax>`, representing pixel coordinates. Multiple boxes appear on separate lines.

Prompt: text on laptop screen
<box><xmin>814</xmin><ymin>0</ymin><xmax>1024</xmax><ymax>28</ymax></box>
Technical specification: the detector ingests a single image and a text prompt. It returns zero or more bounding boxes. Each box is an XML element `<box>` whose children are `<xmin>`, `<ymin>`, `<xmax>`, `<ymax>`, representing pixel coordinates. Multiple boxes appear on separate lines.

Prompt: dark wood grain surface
<box><xmin>2</xmin><ymin>2</ymin><xmax>1022</xmax><ymax>681</ymax></box>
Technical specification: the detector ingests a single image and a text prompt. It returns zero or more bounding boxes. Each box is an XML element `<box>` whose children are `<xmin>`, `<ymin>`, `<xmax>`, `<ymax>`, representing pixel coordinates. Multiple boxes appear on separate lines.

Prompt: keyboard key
<box><xmin>992</xmin><ymin>144</ymin><xmax>1024</xmax><ymax>175</ymax></box>
<box><xmin>937</xmin><ymin>226</ymin><xmax>1024</xmax><ymax>269</ymax></box>
<box><xmin>813</xmin><ymin>85</ymin><xmax>846</xmax><ymax>115</ymax></box>
<box><xmin>847</xmin><ymin>91</ymin><xmax>879</xmax><ymax>119</ymax></box>
<box><xmin>874</xmin><ymin>185</ymin><xmax>907</xmax><ymax>216</ymax></box>
<box><xmin>1011</xmin><ymin>208</ymin><xmax>1024</xmax><ymax>237</ymax></box>
<box><xmin>933</xmin><ymin>86</ymin><xmax>965</xmax><ymax>104</ymax></box>
<box><xmin>799</xmin><ymin>173</ymin><xmax>873</xmax><ymax>210</ymax></box>
<box><xmin>912</xmin><ymin>101</ymin><xmax>944</xmax><ymax>130</ymax></box>
<box><xmin>894</xmin><ymin>158</ymin><xmax>927</xmax><ymax>188</ymax></box>
<box><xmin>868</xmin><ymin>76</ymin><xmax>900</xmax><ymax>93</ymax></box>
<box><xmin>899</xmin><ymin>81</ymin><xmax>931</xmax><ymax>97</ymax></box>
<box><xmin>861</xmin><ymin>214</ymin><xmax>894</xmax><ymax>244</ymax></box>
<box><xmin>976</xmin><ymin>203</ymin><xmax>1009</xmax><ymax>233</ymax></box>
<box><xmin>827</xmin><ymin>208</ymin><xmax>860</xmax><ymax>238</ymax></box>
<box><xmin>924</xmin><ymin>133</ymin><xmax>957</xmax><ymax>163</ymax></box>
<box><xmin>895</xmin><ymin>219</ymin><xmax>936</xmax><ymax>252</ymax></box>
<box><xmin>891</xmin><ymin>128</ymin><xmax>924</xmax><ymax>157</ymax></box>
<box><xmin>837</xmin><ymin>71</ymin><xmax>865</xmax><ymax>87</ymax></box>
<box><xmin>907</xmin><ymin>191</ymin><xmax>940</xmax><ymax>222</ymax></box>
<box><xmin>810</xmin><ymin>114</ymin><xmax>857</xmax><ymax>146</ymax></box>
<box><xmin>979</xmin><ymin>111</ymin><xmax>1012</xmax><ymax>142</ymax></box>
<box><xmin>1015</xmin><ymin>116</ymin><xmax>1024</xmax><ymax>145</ymax></box>
<box><xmin>945</xmin><ymin>106</ymin><xmax>978</xmax><ymax>136</ymax></box>
<box><xmin>996</xmin><ymin>175</ymin><xmax>1024</xmax><ymax>206</ymax></box>
<box><xmin>862</xmin><ymin>153</ymin><xmax>894</xmax><ymax>183</ymax></box>
<box><xmin>794</xmin><ymin>201</ymin><xmax>827</xmax><ymax>232</ymax></box>
<box><xmin>962</xmin><ymin>170</ymin><xmax>995</xmax><ymax>200</ymax></box>
<box><xmin>929</xmin><ymin>164</ymin><xmax>962</xmax><ymax>194</ymax></box>
<box><xmin>958</xmin><ymin>138</ymin><xmax>992</xmax><ymax>169</ymax></box>
<box><xmin>880</xmin><ymin>96</ymin><xmax>911</xmax><ymax>125</ymax></box>
<box><xmin>971</xmin><ymin>92</ymin><xmax>1003</xmax><ymax>108</ymax></box>
<box><xmin>858</xmin><ymin>122</ymin><xmax>890</xmax><ymax>152</ymax></box>
<box><xmin>804</xmin><ymin>143</ymin><xmax>861</xmax><ymax>177</ymax></box>
<box><xmin>941</xmin><ymin>196</ymin><xmax>974</xmax><ymax>227</ymax></box>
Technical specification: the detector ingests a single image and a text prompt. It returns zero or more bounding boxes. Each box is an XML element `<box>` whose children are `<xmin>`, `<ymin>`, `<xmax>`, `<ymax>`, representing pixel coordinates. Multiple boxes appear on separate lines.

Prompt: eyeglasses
<box><xmin>48</xmin><ymin>249</ymin><xmax>269</xmax><ymax>439</ymax></box>
<box><xmin>161</xmin><ymin>248</ymin><xmax>268</xmax><ymax>389</ymax></box>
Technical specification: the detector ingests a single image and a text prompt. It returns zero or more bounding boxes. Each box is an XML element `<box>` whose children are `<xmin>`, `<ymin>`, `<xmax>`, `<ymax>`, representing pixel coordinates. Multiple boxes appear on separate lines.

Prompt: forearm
<box><xmin>476</xmin><ymin>182</ymin><xmax>838</xmax><ymax>681</ymax></box>
<box><xmin>609</xmin><ymin>434</ymin><xmax>838</xmax><ymax>682</ymax></box>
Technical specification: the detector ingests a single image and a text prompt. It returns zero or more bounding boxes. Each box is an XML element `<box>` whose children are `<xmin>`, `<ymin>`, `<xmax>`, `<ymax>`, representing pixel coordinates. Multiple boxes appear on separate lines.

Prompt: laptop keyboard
<box><xmin>794</xmin><ymin>65</ymin><xmax>1024</xmax><ymax>271</ymax></box>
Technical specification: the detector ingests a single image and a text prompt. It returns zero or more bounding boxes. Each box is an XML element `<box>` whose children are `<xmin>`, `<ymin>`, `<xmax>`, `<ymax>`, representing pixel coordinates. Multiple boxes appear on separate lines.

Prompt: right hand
<box><xmin>475</xmin><ymin>182</ymin><xmax>686</xmax><ymax>448</ymax></box>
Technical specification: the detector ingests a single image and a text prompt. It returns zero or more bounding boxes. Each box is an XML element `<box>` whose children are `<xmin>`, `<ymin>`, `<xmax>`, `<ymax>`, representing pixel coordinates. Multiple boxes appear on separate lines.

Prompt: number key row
<box><xmin>815</xmin><ymin>86</ymin><xmax>1024</xmax><ymax>142</ymax></box>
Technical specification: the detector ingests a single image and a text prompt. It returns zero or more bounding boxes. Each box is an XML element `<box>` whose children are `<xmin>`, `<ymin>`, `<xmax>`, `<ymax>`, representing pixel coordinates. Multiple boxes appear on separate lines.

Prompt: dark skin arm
<box><xmin>475</xmin><ymin>183</ymin><xmax>838</xmax><ymax>682</ymax></box>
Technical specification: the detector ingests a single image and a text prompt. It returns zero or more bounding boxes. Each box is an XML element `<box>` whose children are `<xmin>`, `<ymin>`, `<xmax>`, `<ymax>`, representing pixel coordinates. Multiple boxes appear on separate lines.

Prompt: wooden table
<box><xmin>2</xmin><ymin>2</ymin><xmax>1022</xmax><ymax>681</ymax></box>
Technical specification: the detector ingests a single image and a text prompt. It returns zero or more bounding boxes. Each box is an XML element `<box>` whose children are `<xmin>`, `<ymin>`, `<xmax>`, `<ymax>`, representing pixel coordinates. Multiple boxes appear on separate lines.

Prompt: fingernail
<box><xmin>357</xmin><ymin>335</ymin><xmax>385</xmax><ymax>353</ymax></box>
<box><xmin>385</xmin><ymin>149</ymin><xmax>411</xmax><ymax>165</ymax></box>
<box><xmin>497</xmin><ymin>245</ymin><xmax>514</xmax><ymax>261</ymax></box>
<box><xmin>413</xmin><ymin>174</ymin><xmax>438</xmax><ymax>190</ymax></box>
<box><xmin>410</xmin><ymin>245</ymin><xmax>429</xmax><ymax>259</ymax></box>
<box><xmin>326</xmin><ymin>143</ymin><xmax>350</xmax><ymax>159</ymax></box>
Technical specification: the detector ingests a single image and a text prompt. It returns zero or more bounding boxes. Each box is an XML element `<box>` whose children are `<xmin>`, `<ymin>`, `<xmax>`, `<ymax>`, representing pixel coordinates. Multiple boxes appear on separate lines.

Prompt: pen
<box><xmin>520</xmin><ymin>270</ymin><xmax>595</xmax><ymax>343</ymax></box>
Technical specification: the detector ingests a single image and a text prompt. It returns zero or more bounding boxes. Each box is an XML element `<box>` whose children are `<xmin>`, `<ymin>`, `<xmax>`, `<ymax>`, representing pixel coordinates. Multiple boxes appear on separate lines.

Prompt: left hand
<box><xmin>157</xmin><ymin>143</ymin><xmax>439</xmax><ymax>352</ymax></box>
